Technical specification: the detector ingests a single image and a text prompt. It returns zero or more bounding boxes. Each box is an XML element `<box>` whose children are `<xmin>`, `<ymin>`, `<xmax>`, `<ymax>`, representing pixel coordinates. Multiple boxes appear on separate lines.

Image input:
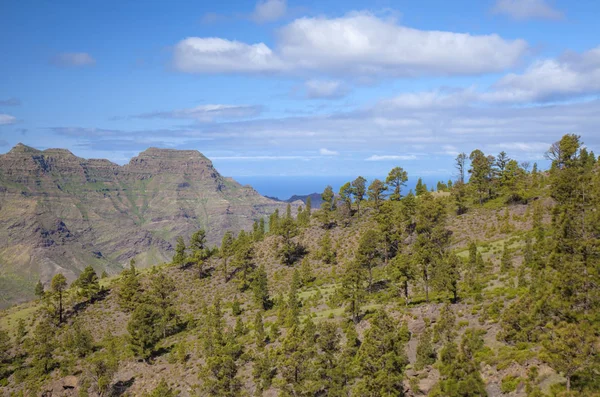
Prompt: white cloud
<box><xmin>173</xmin><ymin>12</ymin><xmax>528</xmax><ymax>77</ymax></box>
<box><xmin>484</xmin><ymin>47</ymin><xmax>600</xmax><ymax>103</ymax></box>
<box><xmin>251</xmin><ymin>0</ymin><xmax>287</xmax><ymax>23</ymax></box>
<box><xmin>0</xmin><ymin>114</ymin><xmax>17</xmax><ymax>125</ymax></box>
<box><xmin>305</xmin><ymin>80</ymin><xmax>348</xmax><ymax>99</ymax></box>
<box><xmin>136</xmin><ymin>104</ymin><xmax>262</xmax><ymax>122</ymax></box>
<box><xmin>365</xmin><ymin>154</ymin><xmax>418</xmax><ymax>161</ymax></box>
<box><xmin>52</xmin><ymin>52</ymin><xmax>96</xmax><ymax>67</ymax></box>
<box><xmin>319</xmin><ymin>148</ymin><xmax>339</xmax><ymax>156</ymax></box>
<box><xmin>377</xmin><ymin>89</ymin><xmax>478</xmax><ymax>110</ymax></box>
<box><xmin>173</xmin><ymin>38</ymin><xmax>285</xmax><ymax>74</ymax></box>
<box><xmin>493</xmin><ymin>0</ymin><xmax>563</xmax><ymax>20</ymax></box>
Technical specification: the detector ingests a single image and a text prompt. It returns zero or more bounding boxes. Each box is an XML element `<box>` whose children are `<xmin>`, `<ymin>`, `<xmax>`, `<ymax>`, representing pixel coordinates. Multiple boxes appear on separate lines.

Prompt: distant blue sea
<box><xmin>234</xmin><ymin>175</ymin><xmax>448</xmax><ymax>201</ymax></box>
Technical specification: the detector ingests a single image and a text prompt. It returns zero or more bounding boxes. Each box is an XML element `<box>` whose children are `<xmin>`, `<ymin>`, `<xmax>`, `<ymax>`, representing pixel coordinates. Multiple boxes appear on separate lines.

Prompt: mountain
<box><xmin>286</xmin><ymin>192</ymin><xmax>323</xmax><ymax>208</ymax></box>
<box><xmin>266</xmin><ymin>192</ymin><xmax>323</xmax><ymax>208</ymax></box>
<box><xmin>0</xmin><ymin>144</ymin><xmax>292</xmax><ymax>308</ymax></box>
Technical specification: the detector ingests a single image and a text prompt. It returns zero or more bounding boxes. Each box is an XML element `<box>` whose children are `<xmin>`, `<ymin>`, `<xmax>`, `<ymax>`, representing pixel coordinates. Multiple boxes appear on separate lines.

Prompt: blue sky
<box><xmin>1</xmin><ymin>0</ymin><xmax>600</xmax><ymax>197</ymax></box>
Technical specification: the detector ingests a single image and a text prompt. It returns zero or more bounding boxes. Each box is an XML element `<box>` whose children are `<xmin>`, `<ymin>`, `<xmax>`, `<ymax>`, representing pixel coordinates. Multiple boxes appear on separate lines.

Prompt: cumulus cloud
<box><xmin>319</xmin><ymin>148</ymin><xmax>339</xmax><ymax>156</ymax></box>
<box><xmin>0</xmin><ymin>98</ymin><xmax>21</xmax><ymax>106</ymax></box>
<box><xmin>173</xmin><ymin>38</ymin><xmax>285</xmax><ymax>74</ymax></box>
<box><xmin>135</xmin><ymin>104</ymin><xmax>262</xmax><ymax>122</ymax></box>
<box><xmin>365</xmin><ymin>154</ymin><xmax>418</xmax><ymax>161</ymax></box>
<box><xmin>484</xmin><ymin>47</ymin><xmax>600</xmax><ymax>103</ymax></box>
<box><xmin>374</xmin><ymin>46</ymin><xmax>600</xmax><ymax>107</ymax></box>
<box><xmin>51</xmin><ymin>52</ymin><xmax>96</xmax><ymax>67</ymax></box>
<box><xmin>0</xmin><ymin>114</ymin><xmax>17</xmax><ymax>125</ymax></box>
<box><xmin>251</xmin><ymin>0</ymin><xmax>287</xmax><ymax>23</ymax></box>
<box><xmin>173</xmin><ymin>12</ymin><xmax>528</xmax><ymax>77</ymax></box>
<box><xmin>305</xmin><ymin>80</ymin><xmax>348</xmax><ymax>99</ymax></box>
<box><xmin>492</xmin><ymin>0</ymin><xmax>563</xmax><ymax>20</ymax></box>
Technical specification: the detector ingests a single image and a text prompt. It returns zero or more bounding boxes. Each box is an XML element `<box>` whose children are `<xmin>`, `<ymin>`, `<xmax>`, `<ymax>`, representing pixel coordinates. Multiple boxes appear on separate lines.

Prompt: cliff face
<box><xmin>0</xmin><ymin>144</ymin><xmax>290</xmax><ymax>308</ymax></box>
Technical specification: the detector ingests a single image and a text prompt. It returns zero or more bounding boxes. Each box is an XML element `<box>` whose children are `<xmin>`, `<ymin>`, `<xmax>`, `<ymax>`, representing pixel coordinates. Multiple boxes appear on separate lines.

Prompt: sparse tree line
<box><xmin>1</xmin><ymin>134</ymin><xmax>598</xmax><ymax>395</ymax></box>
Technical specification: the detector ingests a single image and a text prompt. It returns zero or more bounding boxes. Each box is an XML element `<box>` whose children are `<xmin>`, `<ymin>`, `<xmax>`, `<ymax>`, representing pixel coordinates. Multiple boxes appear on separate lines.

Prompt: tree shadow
<box><xmin>111</xmin><ymin>377</ymin><xmax>135</xmax><ymax>397</ymax></box>
<box><xmin>68</xmin><ymin>288</ymin><xmax>110</xmax><ymax>319</ymax></box>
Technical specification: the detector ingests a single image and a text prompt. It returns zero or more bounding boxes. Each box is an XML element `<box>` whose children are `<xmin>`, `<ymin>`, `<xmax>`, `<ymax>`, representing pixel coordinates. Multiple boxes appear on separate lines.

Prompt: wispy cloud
<box><xmin>0</xmin><ymin>98</ymin><xmax>21</xmax><ymax>106</ymax></box>
<box><xmin>0</xmin><ymin>114</ymin><xmax>17</xmax><ymax>125</ymax></box>
<box><xmin>134</xmin><ymin>104</ymin><xmax>263</xmax><ymax>122</ymax></box>
<box><xmin>492</xmin><ymin>0</ymin><xmax>563</xmax><ymax>20</ymax></box>
<box><xmin>51</xmin><ymin>52</ymin><xmax>96</xmax><ymax>67</ymax></box>
<box><xmin>173</xmin><ymin>12</ymin><xmax>527</xmax><ymax>77</ymax></box>
<box><xmin>305</xmin><ymin>80</ymin><xmax>348</xmax><ymax>99</ymax></box>
<box><xmin>210</xmin><ymin>155</ymin><xmax>309</xmax><ymax>161</ymax></box>
<box><xmin>319</xmin><ymin>148</ymin><xmax>339</xmax><ymax>156</ymax></box>
<box><xmin>365</xmin><ymin>154</ymin><xmax>418</xmax><ymax>161</ymax></box>
<box><xmin>251</xmin><ymin>0</ymin><xmax>287</xmax><ymax>23</ymax></box>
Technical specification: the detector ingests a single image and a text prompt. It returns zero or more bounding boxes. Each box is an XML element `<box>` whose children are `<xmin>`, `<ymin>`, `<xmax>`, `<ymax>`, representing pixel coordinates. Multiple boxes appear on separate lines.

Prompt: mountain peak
<box><xmin>137</xmin><ymin>147</ymin><xmax>208</xmax><ymax>160</ymax></box>
<box><xmin>8</xmin><ymin>143</ymin><xmax>40</xmax><ymax>155</ymax></box>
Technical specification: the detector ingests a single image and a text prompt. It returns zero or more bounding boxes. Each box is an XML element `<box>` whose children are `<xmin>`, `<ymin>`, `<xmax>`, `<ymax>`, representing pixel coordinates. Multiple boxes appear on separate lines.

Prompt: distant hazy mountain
<box><xmin>0</xmin><ymin>144</ymin><xmax>291</xmax><ymax>308</ymax></box>
<box><xmin>266</xmin><ymin>192</ymin><xmax>323</xmax><ymax>208</ymax></box>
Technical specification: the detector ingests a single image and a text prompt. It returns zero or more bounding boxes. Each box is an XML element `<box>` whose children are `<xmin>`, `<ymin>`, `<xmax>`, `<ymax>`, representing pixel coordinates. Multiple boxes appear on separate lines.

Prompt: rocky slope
<box><xmin>0</xmin><ymin>144</ymin><xmax>293</xmax><ymax>308</ymax></box>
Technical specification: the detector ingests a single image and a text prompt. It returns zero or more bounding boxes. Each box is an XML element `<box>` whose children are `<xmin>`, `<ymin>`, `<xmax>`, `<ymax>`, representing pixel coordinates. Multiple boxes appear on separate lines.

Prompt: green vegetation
<box><xmin>1</xmin><ymin>134</ymin><xmax>599</xmax><ymax>395</ymax></box>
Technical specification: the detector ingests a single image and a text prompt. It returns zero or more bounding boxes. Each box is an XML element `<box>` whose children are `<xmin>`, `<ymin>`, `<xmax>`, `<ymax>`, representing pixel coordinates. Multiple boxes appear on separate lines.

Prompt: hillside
<box><xmin>0</xmin><ymin>134</ymin><xmax>599</xmax><ymax>397</ymax></box>
<box><xmin>0</xmin><ymin>144</ymin><xmax>292</xmax><ymax>308</ymax></box>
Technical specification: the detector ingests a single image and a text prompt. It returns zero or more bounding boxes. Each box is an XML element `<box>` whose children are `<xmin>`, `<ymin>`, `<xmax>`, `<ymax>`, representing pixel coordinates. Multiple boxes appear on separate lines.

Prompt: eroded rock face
<box><xmin>0</xmin><ymin>144</ymin><xmax>292</xmax><ymax>308</ymax></box>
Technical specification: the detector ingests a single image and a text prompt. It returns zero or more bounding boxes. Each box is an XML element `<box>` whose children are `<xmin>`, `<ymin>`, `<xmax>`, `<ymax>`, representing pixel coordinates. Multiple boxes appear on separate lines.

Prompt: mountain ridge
<box><xmin>0</xmin><ymin>144</ymin><xmax>293</xmax><ymax>308</ymax></box>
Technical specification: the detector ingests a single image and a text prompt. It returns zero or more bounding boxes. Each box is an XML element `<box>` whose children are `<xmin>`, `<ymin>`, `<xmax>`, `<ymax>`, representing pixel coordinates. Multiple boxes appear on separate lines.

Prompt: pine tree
<box><xmin>251</xmin><ymin>264</ymin><xmax>270</xmax><ymax>310</ymax></box>
<box><xmin>390</xmin><ymin>253</ymin><xmax>415</xmax><ymax>302</ymax></box>
<box><xmin>434</xmin><ymin>303</ymin><xmax>457</xmax><ymax>344</ymax></box>
<box><xmin>355</xmin><ymin>229</ymin><xmax>382</xmax><ymax>291</ymax></box>
<box><xmin>118</xmin><ymin>259</ymin><xmax>141</xmax><ymax>312</ymax></box>
<box><xmin>231</xmin><ymin>232</ymin><xmax>254</xmax><ymax>290</ymax></box>
<box><xmin>172</xmin><ymin>236</ymin><xmax>187</xmax><ymax>268</ymax></box>
<box><xmin>351</xmin><ymin>176</ymin><xmax>367</xmax><ymax>217</ymax></box>
<box><xmin>317</xmin><ymin>230</ymin><xmax>336</xmax><ymax>264</ymax></box>
<box><xmin>199</xmin><ymin>299</ymin><xmax>242</xmax><ymax>396</ymax></box>
<box><xmin>269</xmin><ymin>209</ymin><xmax>280</xmax><ymax>234</ymax></box>
<box><xmin>431</xmin><ymin>329</ymin><xmax>487</xmax><ymax>397</ymax></box>
<box><xmin>87</xmin><ymin>334</ymin><xmax>120</xmax><ymax>395</ymax></box>
<box><xmin>340</xmin><ymin>260</ymin><xmax>366</xmax><ymax>323</ymax></box>
<box><xmin>34</xmin><ymin>279</ymin><xmax>45</xmax><ymax>299</ymax></box>
<box><xmin>415</xmin><ymin>327</ymin><xmax>436</xmax><ymax>370</ymax></box>
<box><xmin>285</xmin><ymin>271</ymin><xmax>301</xmax><ymax>328</ymax></box>
<box><xmin>30</xmin><ymin>318</ymin><xmax>56</xmax><ymax>374</ymax></box>
<box><xmin>63</xmin><ymin>320</ymin><xmax>94</xmax><ymax>358</ymax></box>
<box><xmin>469</xmin><ymin>149</ymin><xmax>493</xmax><ymax>204</ymax></box>
<box><xmin>500</xmin><ymin>243</ymin><xmax>512</xmax><ymax>272</ymax></box>
<box><xmin>220</xmin><ymin>231</ymin><xmax>235</xmax><ymax>274</ymax></box>
<box><xmin>189</xmin><ymin>229</ymin><xmax>209</xmax><ymax>278</ymax></box>
<box><xmin>51</xmin><ymin>273</ymin><xmax>68</xmax><ymax>324</ymax></box>
<box><xmin>354</xmin><ymin>310</ymin><xmax>409</xmax><ymax>395</ymax></box>
<box><xmin>413</xmin><ymin>194</ymin><xmax>451</xmax><ymax>302</ymax></box>
<box><xmin>74</xmin><ymin>265</ymin><xmax>100</xmax><ymax>302</ymax></box>
<box><xmin>415</xmin><ymin>177</ymin><xmax>427</xmax><ymax>196</ymax></box>
<box><xmin>0</xmin><ymin>328</ymin><xmax>11</xmax><ymax>363</ymax></box>
<box><xmin>386</xmin><ymin>166</ymin><xmax>408</xmax><ymax>201</ymax></box>
<box><xmin>254</xmin><ymin>311</ymin><xmax>266</xmax><ymax>349</ymax></box>
<box><xmin>367</xmin><ymin>178</ymin><xmax>387</xmax><ymax>209</ymax></box>
<box><xmin>148</xmin><ymin>271</ymin><xmax>178</xmax><ymax>338</ymax></box>
<box><xmin>541</xmin><ymin>321</ymin><xmax>597</xmax><ymax>393</ymax></box>
<box><xmin>299</xmin><ymin>257</ymin><xmax>314</xmax><ymax>286</ymax></box>
<box><xmin>127</xmin><ymin>304</ymin><xmax>163</xmax><ymax>361</ymax></box>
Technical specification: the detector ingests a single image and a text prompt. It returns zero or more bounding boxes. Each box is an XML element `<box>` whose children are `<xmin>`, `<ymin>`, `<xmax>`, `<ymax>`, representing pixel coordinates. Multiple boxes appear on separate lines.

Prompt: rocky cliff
<box><xmin>0</xmin><ymin>144</ymin><xmax>292</xmax><ymax>308</ymax></box>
